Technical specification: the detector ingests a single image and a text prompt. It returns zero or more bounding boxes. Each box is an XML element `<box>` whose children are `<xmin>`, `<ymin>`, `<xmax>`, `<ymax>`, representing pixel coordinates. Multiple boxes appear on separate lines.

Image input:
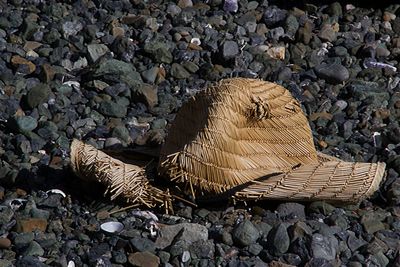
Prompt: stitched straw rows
<box><xmin>70</xmin><ymin>78</ymin><xmax>386</xmax><ymax>206</ymax></box>
<box><xmin>234</xmin><ymin>160</ymin><xmax>386</xmax><ymax>203</ymax></box>
<box><xmin>159</xmin><ymin>78</ymin><xmax>320</xmax><ymax>196</ymax></box>
<box><xmin>70</xmin><ymin>139</ymin><xmax>172</xmax><ymax>209</ymax></box>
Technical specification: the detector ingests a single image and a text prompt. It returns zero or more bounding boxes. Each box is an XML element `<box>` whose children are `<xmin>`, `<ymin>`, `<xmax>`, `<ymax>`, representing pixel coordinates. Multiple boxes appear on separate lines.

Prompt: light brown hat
<box><xmin>70</xmin><ymin>78</ymin><xmax>386</xmax><ymax>209</ymax></box>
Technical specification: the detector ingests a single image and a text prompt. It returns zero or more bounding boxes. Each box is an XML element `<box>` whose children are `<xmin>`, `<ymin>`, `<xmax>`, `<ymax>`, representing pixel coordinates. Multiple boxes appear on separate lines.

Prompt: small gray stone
<box><xmin>182</xmin><ymin>61</ymin><xmax>199</xmax><ymax>73</ymax></box>
<box><xmin>151</xmin><ymin>119</ymin><xmax>167</xmax><ymax>130</ymax></box>
<box><xmin>87</xmin><ymin>43</ymin><xmax>109</xmax><ymax>62</ymax></box>
<box><xmin>347</xmin><ymin>232</ymin><xmax>367</xmax><ymax>252</ymax></box>
<box><xmin>141</xmin><ymin>67</ymin><xmax>159</xmax><ymax>84</ymax></box>
<box><xmin>38</xmin><ymin>194</ymin><xmax>62</xmax><ymax>208</ymax></box>
<box><xmin>361</xmin><ymin>213</ymin><xmax>385</xmax><ymax>234</ymax></box>
<box><xmin>263</xmin><ymin>6</ymin><xmax>287</xmax><ymax>27</ymax></box>
<box><xmin>290</xmin><ymin>221</ymin><xmax>313</xmax><ymax>240</ymax></box>
<box><xmin>0</xmin><ymin>259</ymin><xmax>12</xmax><ymax>267</ymax></box>
<box><xmin>112</xmin><ymin>125</ymin><xmax>132</xmax><ymax>144</ymax></box>
<box><xmin>327</xmin><ymin>213</ymin><xmax>348</xmax><ymax>230</ymax></box>
<box><xmin>158</xmin><ymin>251</ymin><xmax>170</xmax><ymax>264</ymax></box>
<box><xmin>371</xmin><ymin>251</ymin><xmax>389</xmax><ymax>267</ymax></box>
<box><xmin>315</xmin><ymin>63</ymin><xmax>349</xmax><ymax>84</ymax></box>
<box><xmin>130</xmin><ymin>237</ymin><xmax>156</xmax><ymax>253</ymax></box>
<box><xmin>189</xmin><ymin>239</ymin><xmax>215</xmax><ymax>259</ymax></box>
<box><xmin>393</xmin><ymin>17</ymin><xmax>400</xmax><ymax>35</ymax></box>
<box><xmin>311</xmin><ymin>233</ymin><xmax>338</xmax><ymax>260</ymax></box>
<box><xmin>222</xmin><ymin>230</ymin><xmax>233</xmax><ymax>245</ymax></box>
<box><xmin>144</xmin><ymin>41</ymin><xmax>173</xmax><ymax>64</ymax></box>
<box><xmin>171</xmin><ymin>63</ymin><xmax>191</xmax><ymax>79</ymax></box>
<box><xmin>196</xmin><ymin>208</ymin><xmax>210</xmax><ymax>218</ymax></box>
<box><xmin>156</xmin><ymin>223</ymin><xmax>208</xmax><ymax>249</ymax></box>
<box><xmin>13</xmin><ymin>116</ymin><xmax>38</xmax><ymax>133</ymax></box>
<box><xmin>268</xmin><ymin>27</ymin><xmax>285</xmax><ymax>40</ymax></box>
<box><xmin>167</xmin><ymin>3</ymin><xmax>181</xmax><ymax>16</ymax></box>
<box><xmin>222</xmin><ymin>40</ymin><xmax>239</xmax><ymax>59</ymax></box>
<box><xmin>0</xmin><ymin>207</ymin><xmax>14</xmax><ymax>226</ymax></box>
<box><xmin>309</xmin><ymin>202</ymin><xmax>336</xmax><ymax>216</ymax></box>
<box><xmin>95</xmin><ymin>59</ymin><xmax>134</xmax><ymax>77</ymax></box>
<box><xmin>22</xmin><ymin>241</ymin><xmax>44</xmax><ymax>257</ymax></box>
<box><xmin>30</xmin><ymin>208</ymin><xmax>50</xmax><ymax>220</ymax></box>
<box><xmin>297</xmin><ymin>21</ymin><xmax>313</xmax><ymax>44</ymax></box>
<box><xmin>348</xmin><ymin>262</ymin><xmax>362</xmax><ymax>267</ymax></box>
<box><xmin>248</xmin><ymin>243</ymin><xmax>263</xmax><ymax>256</ymax></box>
<box><xmin>112</xmin><ymin>250</ymin><xmax>127</xmax><ymax>264</ymax></box>
<box><xmin>268</xmin><ymin>224</ymin><xmax>290</xmax><ymax>256</ymax></box>
<box><xmin>285</xmin><ymin>14</ymin><xmax>299</xmax><ymax>38</ymax></box>
<box><xmin>318</xmin><ymin>24</ymin><xmax>337</xmax><ymax>42</ymax></box>
<box><xmin>105</xmin><ymin>137</ymin><xmax>122</xmax><ymax>148</ymax></box>
<box><xmin>94</xmin><ymin>59</ymin><xmax>143</xmax><ymax>89</ymax></box>
<box><xmin>56</xmin><ymin>84</ymin><xmax>73</xmax><ymax>95</ymax></box>
<box><xmin>25</xmin><ymin>83</ymin><xmax>50</xmax><ymax>109</ymax></box>
<box><xmin>333</xmin><ymin>46</ymin><xmax>348</xmax><ymax>57</ymax></box>
<box><xmin>12</xmin><ymin>256</ymin><xmax>47</xmax><ymax>267</ymax></box>
<box><xmin>34</xmin><ymin>232</ymin><xmax>57</xmax><ymax>249</ymax></box>
<box><xmin>276</xmin><ymin>203</ymin><xmax>306</xmax><ymax>221</ymax></box>
<box><xmin>98</xmin><ymin>100</ymin><xmax>127</xmax><ymax>118</ymax></box>
<box><xmin>327</xmin><ymin>2</ymin><xmax>342</xmax><ymax>17</ymax></box>
<box><xmin>376</xmin><ymin>44</ymin><xmax>390</xmax><ymax>58</ymax></box>
<box><xmin>254</xmin><ymin>222</ymin><xmax>272</xmax><ymax>237</ymax></box>
<box><xmin>62</xmin><ymin>21</ymin><xmax>83</xmax><ymax>38</ymax></box>
<box><xmin>232</xmin><ymin>220</ymin><xmax>260</xmax><ymax>247</ymax></box>
<box><xmin>14</xmin><ymin>232</ymin><xmax>34</xmax><ymax>249</ymax></box>
<box><xmin>348</xmin><ymin>81</ymin><xmax>390</xmax><ymax>103</ymax></box>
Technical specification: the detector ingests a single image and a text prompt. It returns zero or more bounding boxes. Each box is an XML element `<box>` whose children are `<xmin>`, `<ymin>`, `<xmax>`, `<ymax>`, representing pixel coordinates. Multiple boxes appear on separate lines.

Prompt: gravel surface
<box><xmin>1</xmin><ymin>0</ymin><xmax>400</xmax><ymax>266</ymax></box>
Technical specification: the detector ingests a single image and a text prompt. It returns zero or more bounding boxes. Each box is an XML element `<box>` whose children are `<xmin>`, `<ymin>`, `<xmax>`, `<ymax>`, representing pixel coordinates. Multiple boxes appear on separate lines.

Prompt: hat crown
<box><xmin>159</xmin><ymin>78</ymin><xmax>319</xmax><ymax>195</ymax></box>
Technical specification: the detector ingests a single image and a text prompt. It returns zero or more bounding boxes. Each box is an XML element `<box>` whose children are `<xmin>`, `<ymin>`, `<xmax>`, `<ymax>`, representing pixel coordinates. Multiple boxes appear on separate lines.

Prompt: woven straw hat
<box><xmin>71</xmin><ymin>78</ymin><xmax>386</xmax><ymax>208</ymax></box>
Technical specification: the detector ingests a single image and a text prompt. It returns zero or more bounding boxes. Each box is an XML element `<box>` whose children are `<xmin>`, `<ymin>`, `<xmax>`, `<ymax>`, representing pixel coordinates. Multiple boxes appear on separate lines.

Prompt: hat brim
<box><xmin>233</xmin><ymin>152</ymin><xmax>386</xmax><ymax>203</ymax></box>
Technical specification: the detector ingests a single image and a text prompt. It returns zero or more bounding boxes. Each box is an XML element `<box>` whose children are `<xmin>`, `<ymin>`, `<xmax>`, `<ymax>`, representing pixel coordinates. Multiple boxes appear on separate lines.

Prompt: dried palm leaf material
<box><xmin>70</xmin><ymin>139</ymin><xmax>173</xmax><ymax>210</ymax></box>
<box><xmin>70</xmin><ymin>78</ymin><xmax>386</xmax><ymax>207</ymax></box>
<box><xmin>159</xmin><ymin>78</ymin><xmax>386</xmax><ymax>201</ymax></box>
<box><xmin>233</xmin><ymin>152</ymin><xmax>386</xmax><ymax>203</ymax></box>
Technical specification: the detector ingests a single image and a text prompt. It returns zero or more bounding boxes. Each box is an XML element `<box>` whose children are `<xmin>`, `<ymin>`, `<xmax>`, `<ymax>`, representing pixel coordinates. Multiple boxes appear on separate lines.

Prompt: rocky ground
<box><xmin>1</xmin><ymin>0</ymin><xmax>400</xmax><ymax>266</ymax></box>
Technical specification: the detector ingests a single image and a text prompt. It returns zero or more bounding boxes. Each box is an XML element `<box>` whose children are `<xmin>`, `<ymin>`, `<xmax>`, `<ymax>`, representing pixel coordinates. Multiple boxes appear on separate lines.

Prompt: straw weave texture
<box><xmin>70</xmin><ymin>78</ymin><xmax>386</xmax><ymax>206</ymax></box>
<box><xmin>159</xmin><ymin>78</ymin><xmax>319</xmax><ymax>195</ymax></box>
<box><xmin>234</xmin><ymin>153</ymin><xmax>386</xmax><ymax>202</ymax></box>
<box><xmin>70</xmin><ymin>140</ymin><xmax>172</xmax><ymax>209</ymax></box>
<box><xmin>159</xmin><ymin>78</ymin><xmax>385</xmax><ymax>200</ymax></box>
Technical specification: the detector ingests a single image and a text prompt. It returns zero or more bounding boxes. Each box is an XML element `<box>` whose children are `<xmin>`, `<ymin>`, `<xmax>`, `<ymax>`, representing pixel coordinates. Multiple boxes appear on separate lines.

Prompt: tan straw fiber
<box><xmin>70</xmin><ymin>78</ymin><xmax>386</xmax><ymax>207</ymax></box>
<box><xmin>70</xmin><ymin>140</ymin><xmax>173</xmax><ymax>210</ymax></box>
<box><xmin>158</xmin><ymin>78</ymin><xmax>386</xmax><ymax>202</ymax></box>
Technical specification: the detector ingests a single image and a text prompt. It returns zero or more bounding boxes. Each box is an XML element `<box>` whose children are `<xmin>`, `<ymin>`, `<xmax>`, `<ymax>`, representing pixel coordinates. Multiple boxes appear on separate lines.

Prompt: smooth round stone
<box><xmin>98</xmin><ymin>100</ymin><xmax>127</xmax><ymax>118</ymax></box>
<box><xmin>128</xmin><ymin>251</ymin><xmax>160</xmax><ymax>267</ymax></box>
<box><xmin>13</xmin><ymin>116</ymin><xmax>38</xmax><ymax>133</ymax></box>
<box><xmin>267</xmin><ymin>224</ymin><xmax>290</xmax><ymax>256</ymax></box>
<box><xmin>0</xmin><ymin>238</ymin><xmax>11</xmax><ymax>249</ymax></box>
<box><xmin>25</xmin><ymin>83</ymin><xmax>50</xmax><ymax>109</ymax></box>
<box><xmin>315</xmin><ymin>63</ymin><xmax>349</xmax><ymax>84</ymax></box>
<box><xmin>232</xmin><ymin>220</ymin><xmax>260</xmax><ymax>247</ymax></box>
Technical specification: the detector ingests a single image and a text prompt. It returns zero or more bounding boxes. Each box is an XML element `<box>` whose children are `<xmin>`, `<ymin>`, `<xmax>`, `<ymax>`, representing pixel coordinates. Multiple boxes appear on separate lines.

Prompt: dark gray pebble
<box><xmin>315</xmin><ymin>63</ymin><xmax>349</xmax><ymax>84</ymax></box>
<box><xmin>232</xmin><ymin>220</ymin><xmax>260</xmax><ymax>247</ymax></box>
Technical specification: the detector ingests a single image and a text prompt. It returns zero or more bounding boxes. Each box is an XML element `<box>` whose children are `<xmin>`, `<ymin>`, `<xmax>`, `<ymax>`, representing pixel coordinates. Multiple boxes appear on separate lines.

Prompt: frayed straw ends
<box><xmin>70</xmin><ymin>139</ymin><xmax>172</xmax><ymax>209</ymax></box>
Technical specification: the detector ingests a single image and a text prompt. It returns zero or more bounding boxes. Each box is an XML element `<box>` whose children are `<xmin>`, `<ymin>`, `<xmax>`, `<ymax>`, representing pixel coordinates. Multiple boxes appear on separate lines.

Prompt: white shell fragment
<box><xmin>7</xmin><ymin>198</ymin><xmax>27</xmax><ymax>210</ymax></box>
<box><xmin>182</xmin><ymin>250</ymin><xmax>191</xmax><ymax>263</ymax></box>
<box><xmin>67</xmin><ymin>260</ymin><xmax>75</xmax><ymax>267</ymax></box>
<box><xmin>100</xmin><ymin>221</ymin><xmax>124</xmax><ymax>234</ymax></box>
<box><xmin>63</xmin><ymin>81</ymin><xmax>81</xmax><ymax>90</ymax></box>
<box><xmin>46</xmin><ymin>189</ymin><xmax>66</xmax><ymax>198</ymax></box>
<box><xmin>131</xmin><ymin>210</ymin><xmax>159</xmax><ymax>221</ymax></box>
<box><xmin>190</xmin><ymin>37</ymin><xmax>201</xmax><ymax>46</ymax></box>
